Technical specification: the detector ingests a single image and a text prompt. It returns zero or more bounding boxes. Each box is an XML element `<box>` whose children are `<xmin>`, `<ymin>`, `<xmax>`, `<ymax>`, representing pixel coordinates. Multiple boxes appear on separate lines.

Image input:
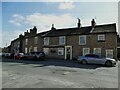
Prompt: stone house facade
<box><xmin>10</xmin><ymin>26</ymin><xmax>48</xmax><ymax>54</ymax></box>
<box><xmin>10</xmin><ymin>19</ymin><xmax>118</xmax><ymax>60</ymax></box>
<box><xmin>11</xmin><ymin>38</ymin><xmax>20</xmax><ymax>53</ymax></box>
<box><xmin>42</xmin><ymin>19</ymin><xmax>117</xmax><ymax>60</ymax></box>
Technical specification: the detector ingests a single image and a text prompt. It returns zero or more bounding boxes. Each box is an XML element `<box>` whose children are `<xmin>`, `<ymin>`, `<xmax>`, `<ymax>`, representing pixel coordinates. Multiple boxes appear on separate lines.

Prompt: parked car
<box><xmin>9</xmin><ymin>53</ymin><xmax>15</xmax><ymax>59</ymax></box>
<box><xmin>78</xmin><ymin>54</ymin><xmax>117</xmax><ymax>67</ymax></box>
<box><xmin>23</xmin><ymin>51</ymin><xmax>45</xmax><ymax>60</ymax></box>
<box><xmin>2</xmin><ymin>53</ymin><xmax>11</xmax><ymax>58</ymax></box>
<box><xmin>14</xmin><ymin>53</ymin><xmax>24</xmax><ymax>60</ymax></box>
<box><xmin>0</xmin><ymin>53</ymin><xmax>2</xmax><ymax>57</ymax></box>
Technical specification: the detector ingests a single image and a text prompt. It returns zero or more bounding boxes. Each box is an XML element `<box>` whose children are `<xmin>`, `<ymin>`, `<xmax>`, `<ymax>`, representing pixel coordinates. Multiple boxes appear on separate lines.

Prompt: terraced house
<box><xmin>10</xmin><ymin>19</ymin><xmax>118</xmax><ymax>60</ymax></box>
<box><xmin>10</xmin><ymin>26</ymin><xmax>47</xmax><ymax>54</ymax></box>
<box><xmin>22</xmin><ymin>26</ymin><xmax>46</xmax><ymax>53</ymax></box>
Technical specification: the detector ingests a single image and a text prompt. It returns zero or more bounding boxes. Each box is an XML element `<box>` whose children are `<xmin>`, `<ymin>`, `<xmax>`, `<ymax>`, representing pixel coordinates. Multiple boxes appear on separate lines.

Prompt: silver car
<box><xmin>78</xmin><ymin>54</ymin><xmax>117</xmax><ymax>67</ymax></box>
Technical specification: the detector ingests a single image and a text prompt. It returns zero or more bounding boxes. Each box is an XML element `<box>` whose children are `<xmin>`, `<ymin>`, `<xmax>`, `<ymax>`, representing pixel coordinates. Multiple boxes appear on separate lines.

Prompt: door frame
<box><xmin>65</xmin><ymin>46</ymin><xmax>72</xmax><ymax>60</ymax></box>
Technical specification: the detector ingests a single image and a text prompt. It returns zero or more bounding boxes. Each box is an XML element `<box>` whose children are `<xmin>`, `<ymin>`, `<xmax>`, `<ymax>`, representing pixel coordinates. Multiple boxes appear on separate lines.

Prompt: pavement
<box><xmin>1</xmin><ymin>58</ymin><xmax>119</xmax><ymax>88</ymax></box>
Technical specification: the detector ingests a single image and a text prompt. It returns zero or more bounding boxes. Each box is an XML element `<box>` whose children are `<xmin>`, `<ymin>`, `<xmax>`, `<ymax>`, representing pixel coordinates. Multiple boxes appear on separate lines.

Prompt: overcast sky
<box><xmin>1</xmin><ymin>1</ymin><xmax>119</xmax><ymax>47</ymax></box>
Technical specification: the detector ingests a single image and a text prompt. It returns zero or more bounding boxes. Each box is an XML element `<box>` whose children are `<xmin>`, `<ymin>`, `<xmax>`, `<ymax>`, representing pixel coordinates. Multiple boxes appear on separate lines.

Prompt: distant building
<box><xmin>10</xmin><ymin>34</ymin><xmax>23</xmax><ymax>54</ymax></box>
<box><xmin>2</xmin><ymin>45</ymin><xmax>11</xmax><ymax>53</ymax></box>
<box><xmin>10</xmin><ymin>19</ymin><xmax>118</xmax><ymax>60</ymax></box>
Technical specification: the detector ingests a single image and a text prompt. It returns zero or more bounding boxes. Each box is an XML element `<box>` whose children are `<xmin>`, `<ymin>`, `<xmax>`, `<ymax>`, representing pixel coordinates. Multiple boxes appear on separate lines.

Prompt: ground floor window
<box><xmin>25</xmin><ymin>47</ymin><xmax>28</xmax><ymax>53</ymax></box>
<box><xmin>93</xmin><ymin>48</ymin><xmax>101</xmax><ymax>56</ymax></box>
<box><xmin>106</xmin><ymin>49</ymin><xmax>113</xmax><ymax>58</ymax></box>
<box><xmin>43</xmin><ymin>48</ymin><xmax>49</xmax><ymax>55</ymax></box>
<box><xmin>58</xmin><ymin>48</ymin><xmax>64</xmax><ymax>55</ymax></box>
<box><xmin>34</xmin><ymin>47</ymin><xmax>37</xmax><ymax>52</ymax></box>
<box><xmin>83</xmin><ymin>48</ymin><xmax>90</xmax><ymax>56</ymax></box>
<box><xmin>29</xmin><ymin>46</ymin><xmax>32</xmax><ymax>52</ymax></box>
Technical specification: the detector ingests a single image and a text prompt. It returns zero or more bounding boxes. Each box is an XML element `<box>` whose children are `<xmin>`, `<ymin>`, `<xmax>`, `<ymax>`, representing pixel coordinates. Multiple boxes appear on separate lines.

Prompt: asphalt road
<box><xmin>2</xmin><ymin>58</ymin><xmax>119</xmax><ymax>88</ymax></box>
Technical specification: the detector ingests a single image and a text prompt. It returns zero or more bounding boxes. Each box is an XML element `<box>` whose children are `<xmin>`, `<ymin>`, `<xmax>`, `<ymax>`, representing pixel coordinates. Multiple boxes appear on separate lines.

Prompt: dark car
<box><xmin>9</xmin><ymin>53</ymin><xmax>15</xmax><ymax>59</ymax></box>
<box><xmin>23</xmin><ymin>51</ymin><xmax>45</xmax><ymax>60</ymax></box>
<box><xmin>2</xmin><ymin>53</ymin><xmax>11</xmax><ymax>58</ymax></box>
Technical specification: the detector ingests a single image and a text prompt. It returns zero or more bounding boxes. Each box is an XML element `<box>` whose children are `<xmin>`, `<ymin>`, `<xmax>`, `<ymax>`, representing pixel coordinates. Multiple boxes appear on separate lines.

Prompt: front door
<box><xmin>65</xmin><ymin>46</ymin><xmax>72</xmax><ymax>60</ymax></box>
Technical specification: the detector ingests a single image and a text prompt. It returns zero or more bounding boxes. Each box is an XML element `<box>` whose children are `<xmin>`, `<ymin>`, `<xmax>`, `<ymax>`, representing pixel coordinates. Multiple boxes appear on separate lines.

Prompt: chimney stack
<box><xmin>30</xmin><ymin>29</ymin><xmax>33</xmax><ymax>33</ymax></box>
<box><xmin>33</xmin><ymin>26</ymin><xmax>37</xmax><ymax>34</ymax></box>
<box><xmin>29</xmin><ymin>26</ymin><xmax>37</xmax><ymax>35</ymax></box>
<box><xmin>24</xmin><ymin>30</ymin><xmax>30</xmax><ymax>36</ymax></box>
<box><xmin>91</xmin><ymin>18</ymin><xmax>96</xmax><ymax>28</ymax></box>
<box><xmin>77</xmin><ymin>18</ymin><xmax>81</xmax><ymax>28</ymax></box>
<box><xmin>51</xmin><ymin>24</ymin><xmax>56</xmax><ymax>30</ymax></box>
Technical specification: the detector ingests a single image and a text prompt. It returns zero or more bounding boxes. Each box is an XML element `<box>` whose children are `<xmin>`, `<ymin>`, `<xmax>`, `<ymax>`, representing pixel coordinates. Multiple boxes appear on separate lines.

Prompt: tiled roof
<box><xmin>91</xmin><ymin>23</ymin><xmax>116</xmax><ymax>33</ymax></box>
<box><xmin>11</xmin><ymin>38</ymin><xmax>19</xmax><ymax>43</ymax></box>
<box><xmin>42</xmin><ymin>23</ymin><xmax>116</xmax><ymax>37</ymax></box>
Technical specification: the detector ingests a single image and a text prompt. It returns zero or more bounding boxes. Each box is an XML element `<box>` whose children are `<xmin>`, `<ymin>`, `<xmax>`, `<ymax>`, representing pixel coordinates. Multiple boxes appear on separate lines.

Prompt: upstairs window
<box><xmin>98</xmin><ymin>34</ymin><xmax>105</xmax><ymax>41</ymax></box>
<box><xmin>25</xmin><ymin>38</ymin><xmax>28</xmax><ymax>45</ymax></box>
<box><xmin>59</xmin><ymin>36</ymin><xmax>65</xmax><ymax>45</ymax></box>
<box><xmin>44</xmin><ymin>37</ymin><xmax>49</xmax><ymax>45</ymax></box>
<box><xmin>79</xmin><ymin>35</ymin><xmax>86</xmax><ymax>45</ymax></box>
<box><xmin>17</xmin><ymin>41</ymin><xmax>20</xmax><ymax>47</ymax></box>
<box><xmin>34</xmin><ymin>37</ymin><xmax>38</xmax><ymax>44</ymax></box>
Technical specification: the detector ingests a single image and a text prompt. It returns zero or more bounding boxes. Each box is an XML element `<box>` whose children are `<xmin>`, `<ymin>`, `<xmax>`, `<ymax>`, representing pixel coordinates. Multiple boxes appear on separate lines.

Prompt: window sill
<box><xmin>59</xmin><ymin>44</ymin><xmax>65</xmax><ymax>46</ymax></box>
<box><xmin>98</xmin><ymin>40</ymin><xmax>105</xmax><ymax>42</ymax></box>
<box><xmin>79</xmin><ymin>44</ymin><xmax>86</xmax><ymax>45</ymax></box>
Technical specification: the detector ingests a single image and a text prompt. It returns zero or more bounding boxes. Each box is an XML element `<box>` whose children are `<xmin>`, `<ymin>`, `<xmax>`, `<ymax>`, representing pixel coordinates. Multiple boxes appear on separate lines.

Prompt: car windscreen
<box><xmin>31</xmin><ymin>52</ymin><xmax>35</xmax><ymax>54</ymax></box>
<box><xmin>36</xmin><ymin>52</ymin><xmax>44</xmax><ymax>54</ymax></box>
<box><xmin>85</xmin><ymin>54</ymin><xmax>99</xmax><ymax>58</ymax></box>
<box><xmin>94</xmin><ymin>55</ymin><xmax>100</xmax><ymax>58</ymax></box>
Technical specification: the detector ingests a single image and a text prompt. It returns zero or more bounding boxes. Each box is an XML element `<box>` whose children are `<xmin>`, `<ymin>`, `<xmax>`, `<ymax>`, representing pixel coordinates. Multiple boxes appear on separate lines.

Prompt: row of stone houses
<box><xmin>9</xmin><ymin>19</ymin><xmax>119</xmax><ymax>60</ymax></box>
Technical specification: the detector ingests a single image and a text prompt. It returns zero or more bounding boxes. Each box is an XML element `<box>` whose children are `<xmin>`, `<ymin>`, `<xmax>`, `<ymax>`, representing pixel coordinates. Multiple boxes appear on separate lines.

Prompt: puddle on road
<box><xmin>52</xmin><ymin>69</ymin><xmax>77</xmax><ymax>75</ymax></box>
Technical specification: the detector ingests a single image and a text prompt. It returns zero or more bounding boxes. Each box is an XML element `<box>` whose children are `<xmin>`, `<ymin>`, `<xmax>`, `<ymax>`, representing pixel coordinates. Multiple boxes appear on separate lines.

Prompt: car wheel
<box><xmin>81</xmin><ymin>59</ymin><xmax>87</xmax><ymax>64</ymax></box>
<box><xmin>34</xmin><ymin>57</ymin><xmax>38</xmax><ymax>61</ymax></box>
<box><xmin>22</xmin><ymin>56</ymin><xmax>26</xmax><ymax>60</ymax></box>
<box><xmin>39</xmin><ymin>57</ymin><xmax>44</xmax><ymax>61</ymax></box>
<box><xmin>105</xmin><ymin>61</ymin><xmax>112</xmax><ymax>67</ymax></box>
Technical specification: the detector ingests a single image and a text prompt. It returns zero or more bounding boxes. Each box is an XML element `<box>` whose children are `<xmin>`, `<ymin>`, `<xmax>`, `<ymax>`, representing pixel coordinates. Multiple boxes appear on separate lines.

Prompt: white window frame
<box><xmin>93</xmin><ymin>48</ymin><xmax>101</xmax><ymax>56</ymax></box>
<box><xmin>98</xmin><ymin>34</ymin><xmax>105</xmax><ymax>41</ymax></box>
<box><xmin>34</xmin><ymin>47</ymin><xmax>37</xmax><ymax>52</ymax></box>
<box><xmin>106</xmin><ymin>49</ymin><xmax>113</xmax><ymax>58</ymax></box>
<box><xmin>58</xmin><ymin>48</ymin><xmax>64</xmax><ymax>55</ymax></box>
<box><xmin>44</xmin><ymin>37</ymin><xmax>49</xmax><ymax>45</ymax></box>
<box><xmin>79</xmin><ymin>35</ymin><xmax>86</xmax><ymax>45</ymax></box>
<box><xmin>25</xmin><ymin>47</ymin><xmax>28</xmax><ymax>53</ymax></box>
<box><xmin>43</xmin><ymin>48</ymin><xmax>49</xmax><ymax>55</ymax></box>
<box><xmin>59</xmin><ymin>36</ymin><xmax>65</xmax><ymax>45</ymax></box>
<box><xmin>34</xmin><ymin>36</ymin><xmax>38</xmax><ymax>44</ymax></box>
<box><xmin>25</xmin><ymin>38</ymin><xmax>28</xmax><ymax>45</ymax></box>
<box><xmin>29</xmin><ymin>46</ymin><xmax>32</xmax><ymax>53</ymax></box>
<box><xmin>83</xmin><ymin>48</ymin><xmax>90</xmax><ymax>56</ymax></box>
<box><xmin>17</xmin><ymin>41</ymin><xmax>20</xmax><ymax>47</ymax></box>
